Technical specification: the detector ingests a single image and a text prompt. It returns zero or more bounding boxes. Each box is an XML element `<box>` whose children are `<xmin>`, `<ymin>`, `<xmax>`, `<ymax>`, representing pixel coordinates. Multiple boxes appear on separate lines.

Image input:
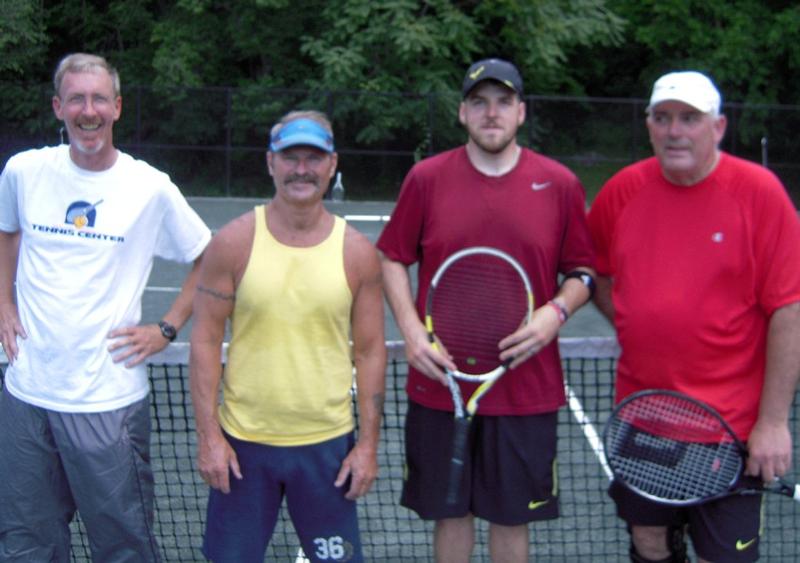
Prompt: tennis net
<box><xmin>1</xmin><ymin>337</ymin><xmax>798</xmax><ymax>562</ymax></box>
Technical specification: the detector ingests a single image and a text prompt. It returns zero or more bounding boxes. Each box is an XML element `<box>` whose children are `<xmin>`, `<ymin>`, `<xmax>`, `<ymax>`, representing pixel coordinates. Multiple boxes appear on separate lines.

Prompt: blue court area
<box><xmin>2</xmin><ymin>197</ymin><xmax>798</xmax><ymax>561</ymax></box>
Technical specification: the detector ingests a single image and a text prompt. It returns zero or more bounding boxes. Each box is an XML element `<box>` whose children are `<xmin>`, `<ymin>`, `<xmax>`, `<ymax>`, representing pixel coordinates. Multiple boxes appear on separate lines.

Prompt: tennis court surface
<box><xmin>2</xmin><ymin>338</ymin><xmax>799</xmax><ymax>562</ymax></box>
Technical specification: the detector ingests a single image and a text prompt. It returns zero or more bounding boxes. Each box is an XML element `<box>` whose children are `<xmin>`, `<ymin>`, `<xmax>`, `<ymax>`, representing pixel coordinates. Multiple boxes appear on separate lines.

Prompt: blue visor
<box><xmin>269</xmin><ymin>118</ymin><xmax>334</xmax><ymax>153</ymax></box>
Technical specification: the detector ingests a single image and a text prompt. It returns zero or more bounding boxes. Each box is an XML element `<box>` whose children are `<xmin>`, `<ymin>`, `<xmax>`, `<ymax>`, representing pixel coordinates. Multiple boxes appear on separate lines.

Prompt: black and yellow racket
<box><xmin>603</xmin><ymin>389</ymin><xmax>800</xmax><ymax>506</ymax></box>
<box><xmin>425</xmin><ymin>246</ymin><xmax>533</xmax><ymax>505</ymax></box>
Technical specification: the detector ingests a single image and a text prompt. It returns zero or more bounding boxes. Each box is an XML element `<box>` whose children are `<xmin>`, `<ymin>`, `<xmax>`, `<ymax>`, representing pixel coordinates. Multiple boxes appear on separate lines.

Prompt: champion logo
<box><xmin>711</xmin><ymin>232</ymin><xmax>725</xmax><ymax>243</ymax></box>
<box><xmin>531</xmin><ymin>181</ymin><xmax>551</xmax><ymax>191</ymax></box>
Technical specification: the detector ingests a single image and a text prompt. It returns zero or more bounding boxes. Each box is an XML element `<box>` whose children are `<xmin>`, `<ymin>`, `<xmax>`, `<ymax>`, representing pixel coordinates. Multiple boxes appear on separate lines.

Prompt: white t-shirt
<box><xmin>0</xmin><ymin>145</ymin><xmax>211</xmax><ymax>412</ymax></box>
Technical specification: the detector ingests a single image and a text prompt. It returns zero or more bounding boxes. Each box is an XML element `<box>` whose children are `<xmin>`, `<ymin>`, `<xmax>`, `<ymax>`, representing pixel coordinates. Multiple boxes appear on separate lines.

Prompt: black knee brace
<box><xmin>628</xmin><ymin>523</ymin><xmax>689</xmax><ymax>563</ymax></box>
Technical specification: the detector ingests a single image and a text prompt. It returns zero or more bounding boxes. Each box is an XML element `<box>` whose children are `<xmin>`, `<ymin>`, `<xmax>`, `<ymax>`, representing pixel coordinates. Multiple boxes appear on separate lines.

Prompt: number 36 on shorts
<box><xmin>312</xmin><ymin>535</ymin><xmax>355</xmax><ymax>561</ymax></box>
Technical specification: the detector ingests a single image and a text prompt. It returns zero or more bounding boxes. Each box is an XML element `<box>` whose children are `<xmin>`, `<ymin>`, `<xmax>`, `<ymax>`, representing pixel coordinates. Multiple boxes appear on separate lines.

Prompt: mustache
<box><xmin>285</xmin><ymin>173</ymin><xmax>318</xmax><ymax>184</ymax></box>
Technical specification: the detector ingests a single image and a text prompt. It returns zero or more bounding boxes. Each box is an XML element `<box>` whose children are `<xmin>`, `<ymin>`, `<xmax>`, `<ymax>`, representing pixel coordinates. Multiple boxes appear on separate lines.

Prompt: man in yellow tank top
<box><xmin>189</xmin><ymin>110</ymin><xmax>386</xmax><ymax>563</ymax></box>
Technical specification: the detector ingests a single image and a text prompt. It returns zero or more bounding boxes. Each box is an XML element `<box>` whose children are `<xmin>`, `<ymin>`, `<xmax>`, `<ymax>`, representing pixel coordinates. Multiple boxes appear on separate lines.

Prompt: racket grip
<box><xmin>445</xmin><ymin>417</ymin><xmax>470</xmax><ymax>506</ymax></box>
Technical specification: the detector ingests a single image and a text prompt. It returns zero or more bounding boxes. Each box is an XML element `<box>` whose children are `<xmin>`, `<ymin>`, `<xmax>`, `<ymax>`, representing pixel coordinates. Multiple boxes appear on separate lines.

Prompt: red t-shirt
<box><xmin>377</xmin><ymin>146</ymin><xmax>595</xmax><ymax>415</ymax></box>
<box><xmin>587</xmin><ymin>153</ymin><xmax>800</xmax><ymax>437</ymax></box>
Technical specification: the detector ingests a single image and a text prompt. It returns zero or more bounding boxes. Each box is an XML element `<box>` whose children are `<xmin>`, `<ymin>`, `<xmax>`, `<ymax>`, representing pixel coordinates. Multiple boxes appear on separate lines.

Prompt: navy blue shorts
<box><xmin>610</xmin><ymin>478</ymin><xmax>764</xmax><ymax>562</ymax></box>
<box><xmin>401</xmin><ymin>401</ymin><xmax>559</xmax><ymax>525</ymax></box>
<box><xmin>203</xmin><ymin>431</ymin><xmax>362</xmax><ymax>563</ymax></box>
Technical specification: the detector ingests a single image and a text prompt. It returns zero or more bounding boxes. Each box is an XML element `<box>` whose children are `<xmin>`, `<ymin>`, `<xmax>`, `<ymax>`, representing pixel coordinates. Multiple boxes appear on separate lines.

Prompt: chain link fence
<box><xmin>2</xmin><ymin>84</ymin><xmax>799</xmax><ymax>204</ymax></box>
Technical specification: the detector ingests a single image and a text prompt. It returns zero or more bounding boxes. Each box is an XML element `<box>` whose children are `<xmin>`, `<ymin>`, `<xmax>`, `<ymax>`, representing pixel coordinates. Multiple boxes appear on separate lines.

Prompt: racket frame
<box><xmin>425</xmin><ymin>246</ymin><xmax>534</xmax><ymax>383</ymax></box>
<box><xmin>424</xmin><ymin>246</ymin><xmax>534</xmax><ymax>505</ymax></box>
<box><xmin>603</xmin><ymin>389</ymin><xmax>800</xmax><ymax>505</ymax></box>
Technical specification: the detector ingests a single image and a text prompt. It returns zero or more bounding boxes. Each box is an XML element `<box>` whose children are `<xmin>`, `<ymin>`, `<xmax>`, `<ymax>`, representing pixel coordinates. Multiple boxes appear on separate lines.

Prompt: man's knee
<box><xmin>0</xmin><ymin>525</ymin><xmax>71</xmax><ymax>563</ymax></box>
<box><xmin>629</xmin><ymin>523</ymin><xmax>688</xmax><ymax>563</ymax></box>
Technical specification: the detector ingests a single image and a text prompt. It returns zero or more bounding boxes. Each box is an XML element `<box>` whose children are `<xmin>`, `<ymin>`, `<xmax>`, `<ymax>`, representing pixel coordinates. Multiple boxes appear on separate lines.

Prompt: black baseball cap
<box><xmin>462</xmin><ymin>58</ymin><xmax>524</xmax><ymax>98</ymax></box>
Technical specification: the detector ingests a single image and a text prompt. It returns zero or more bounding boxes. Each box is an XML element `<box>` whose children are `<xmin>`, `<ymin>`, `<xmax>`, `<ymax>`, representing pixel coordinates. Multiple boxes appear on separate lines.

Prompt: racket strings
<box><xmin>606</xmin><ymin>394</ymin><xmax>742</xmax><ymax>503</ymax></box>
<box><xmin>431</xmin><ymin>258</ymin><xmax>528</xmax><ymax>373</ymax></box>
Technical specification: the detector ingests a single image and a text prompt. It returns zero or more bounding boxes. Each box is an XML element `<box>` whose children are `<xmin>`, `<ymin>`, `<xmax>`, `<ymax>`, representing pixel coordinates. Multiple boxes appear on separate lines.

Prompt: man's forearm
<box><xmin>189</xmin><ymin>341</ymin><xmax>225</xmax><ymax>441</ymax></box>
<box><xmin>163</xmin><ymin>256</ymin><xmax>203</xmax><ymax>330</ymax></box>
<box><xmin>380</xmin><ymin>257</ymin><xmax>422</xmax><ymax>338</ymax></box>
<box><xmin>592</xmin><ymin>275</ymin><xmax>615</xmax><ymax>325</ymax></box>
<box><xmin>759</xmin><ymin>302</ymin><xmax>800</xmax><ymax>425</ymax></box>
<box><xmin>353</xmin><ymin>352</ymin><xmax>386</xmax><ymax>451</ymax></box>
<box><xmin>0</xmin><ymin>231</ymin><xmax>20</xmax><ymax>305</ymax></box>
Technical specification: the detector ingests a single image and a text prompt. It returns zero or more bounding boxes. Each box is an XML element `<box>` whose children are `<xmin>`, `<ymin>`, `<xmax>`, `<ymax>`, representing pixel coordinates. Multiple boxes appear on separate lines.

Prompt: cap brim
<box><xmin>270</xmin><ymin>133</ymin><xmax>333</xmax><ymax>153</ymax></box>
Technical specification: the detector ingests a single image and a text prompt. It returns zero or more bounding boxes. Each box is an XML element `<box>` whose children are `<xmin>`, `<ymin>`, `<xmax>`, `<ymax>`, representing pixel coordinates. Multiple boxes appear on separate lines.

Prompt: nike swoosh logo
<box><xmin>736</xmin><ymin>538</ymin><xmax>756</xmax><ymax>551</ymax></box>
<box><xmin>469</xmin><ymin>66</ymin><xmax>486</xmax><ymax>80</ymax></box>
<box><xmin>528</xmin><ymin>499</ymin><xmax>549</xmax><ymax>510</ymax></box>
<box><xmin>531</xmin><ymin>181</ymin><xmax>551</xmax><ymax>191</ymax></box>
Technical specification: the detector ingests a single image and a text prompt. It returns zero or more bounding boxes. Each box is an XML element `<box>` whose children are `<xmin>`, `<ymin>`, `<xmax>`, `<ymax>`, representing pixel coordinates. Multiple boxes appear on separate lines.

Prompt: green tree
<box><xmin>575</xmin><ymin>0</ymin><xmax>800</xmax><ymax>105</ymax></box>
<box><xmin>299</xmin><ymin>0</ymin><xmax>624</xmax><ymax>152</ymax></box>
<box><xmin>1</xmin><ymin>0</ymin><xmax>49</xmax><ymax>80</ymax></box>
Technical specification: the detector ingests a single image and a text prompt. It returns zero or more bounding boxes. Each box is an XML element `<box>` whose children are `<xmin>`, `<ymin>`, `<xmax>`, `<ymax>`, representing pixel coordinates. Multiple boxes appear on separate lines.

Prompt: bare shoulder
<box><xmin>204</xmin><ymin>210</ymin><xmax>255</xmax><ymax>279</ymax></box>
<box><xmin>211</xmin><ymin>211</ymin><xmax>253</xmax><ymax>250</ymax></box>
<box><xmin>343</xmin><ymin>223</ymin><xmax>381</xmax><ymax>283</ymax></box>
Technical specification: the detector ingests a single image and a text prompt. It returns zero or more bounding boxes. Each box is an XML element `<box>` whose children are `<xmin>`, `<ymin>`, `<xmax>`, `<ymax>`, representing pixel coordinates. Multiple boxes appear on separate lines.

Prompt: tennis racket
<box><xmin>603</xmin><ymin>389</ymin><xmax>800</xmax><ymax>506</ymax></box>
<box><xmin>425</xmin><ymin>246</ymin><xmax>534</xmax><ymax>505</ymax></box>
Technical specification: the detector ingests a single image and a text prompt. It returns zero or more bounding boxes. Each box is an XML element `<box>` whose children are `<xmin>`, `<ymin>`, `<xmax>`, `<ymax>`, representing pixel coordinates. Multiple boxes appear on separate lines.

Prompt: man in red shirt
<box><xmin>588</xmin><ymin>71</ymin><xmax>800</xmax><ymax>563</ymax></box>
<box><xmin>378</xmin><ymin>58</ymin><xmax>595</xmax><ymax>562</ymax></box>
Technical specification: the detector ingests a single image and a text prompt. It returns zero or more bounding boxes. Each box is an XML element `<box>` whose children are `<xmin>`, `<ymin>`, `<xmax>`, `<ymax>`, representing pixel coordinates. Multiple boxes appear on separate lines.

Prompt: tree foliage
<box><xmin>2</xmin><ymin>0</ymin><xmax>799</xmax><ymax>160</ymax></box>
<box><xmin>1</xmin><ymin>0</ymin><xmax>623</xmax><ymax>143</ymax></box>
<box><xmin>576</xmin><ymin>0</ymin><xmax>800</xmax><ymax>105</ymax></box>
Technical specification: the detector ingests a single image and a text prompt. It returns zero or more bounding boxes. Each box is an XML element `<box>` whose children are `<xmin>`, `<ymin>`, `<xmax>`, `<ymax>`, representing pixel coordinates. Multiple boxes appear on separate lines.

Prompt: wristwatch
<box><xmin>158</xmin><ymin>320</ymin><xmax>177</xmax><ymax>342</ymax></box>
<box><xmin>563</xmin><ymin>270</ymin><xmax>596</xmax><ymax>298</ymax></box>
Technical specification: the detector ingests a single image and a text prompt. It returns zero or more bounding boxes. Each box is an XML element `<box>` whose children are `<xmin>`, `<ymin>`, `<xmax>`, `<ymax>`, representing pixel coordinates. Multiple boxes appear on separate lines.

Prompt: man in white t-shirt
<box><xmin>0</xmin><ymin>53</ymin><xmax>211</xmax><ymax>562</ymax></box>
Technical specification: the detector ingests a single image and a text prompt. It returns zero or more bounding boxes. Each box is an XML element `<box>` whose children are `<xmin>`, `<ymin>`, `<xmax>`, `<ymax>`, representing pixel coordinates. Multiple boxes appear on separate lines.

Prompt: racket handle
<box><xmin>768</xmin><ymin>478</ymin><xmax>800</xmax><ymax>502</ymax></box>
<box><xmin>445</xmin><ymin>417</ymin><xmax>470</xmax><ymax>506</ymax></box>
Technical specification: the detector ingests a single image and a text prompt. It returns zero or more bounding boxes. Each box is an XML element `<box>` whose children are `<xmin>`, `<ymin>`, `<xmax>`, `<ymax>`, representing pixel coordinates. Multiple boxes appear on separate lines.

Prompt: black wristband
<box><xmin>562</xmin><ymin>270</ymin><xmax>595</xmax><ymax>299</ymax></box>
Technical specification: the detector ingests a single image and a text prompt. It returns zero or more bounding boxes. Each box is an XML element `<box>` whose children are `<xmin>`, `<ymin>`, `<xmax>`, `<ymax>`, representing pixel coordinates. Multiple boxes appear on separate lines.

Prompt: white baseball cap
<box><xmin>647</xmin><ymin>71</ymin><xmax>722</xmax><ymax>115</ymax></box>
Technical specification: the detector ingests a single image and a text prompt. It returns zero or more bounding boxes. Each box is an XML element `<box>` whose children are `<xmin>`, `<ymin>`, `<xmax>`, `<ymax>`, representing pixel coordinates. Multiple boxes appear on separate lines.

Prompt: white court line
<box><xmin>565</xmin><ymin>383</ymin><xmax>613</xmax><ymax>480</ymax></box>
<box><xmin>343</xmin><ymin>214</ymin><xmax>391</xmax><ymax>222</ymax></box>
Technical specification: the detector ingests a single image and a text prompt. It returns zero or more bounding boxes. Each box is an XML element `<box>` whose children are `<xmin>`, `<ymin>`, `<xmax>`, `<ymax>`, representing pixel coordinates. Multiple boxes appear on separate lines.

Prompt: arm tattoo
<box><xmin>197</xmin><ymin>284</ymin><xmax>236</xmax><ymax>302</ymax></box>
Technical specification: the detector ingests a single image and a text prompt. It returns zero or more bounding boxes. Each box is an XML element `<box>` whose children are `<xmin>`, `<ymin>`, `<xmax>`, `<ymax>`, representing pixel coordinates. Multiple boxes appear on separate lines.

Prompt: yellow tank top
<box><xmin>218</xmin><ymin>205</ymin><xmax>354</xmax><ymax>446</ymax></box>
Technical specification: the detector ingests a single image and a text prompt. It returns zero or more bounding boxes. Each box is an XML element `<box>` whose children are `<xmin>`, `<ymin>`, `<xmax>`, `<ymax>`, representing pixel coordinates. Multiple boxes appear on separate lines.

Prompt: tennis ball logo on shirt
<box><xmin>65</xmin><ymin>199</ymin><xmax>103</xmax><ymax>229</ymax></box>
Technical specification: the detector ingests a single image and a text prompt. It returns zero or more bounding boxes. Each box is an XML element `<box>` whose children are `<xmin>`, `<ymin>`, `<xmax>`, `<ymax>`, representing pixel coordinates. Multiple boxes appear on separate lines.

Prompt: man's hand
<box><xmin>499</xmin><ymin>303</ymin><xmax>562</xmax><ymax>369</ymax></box>
<box><xmin>0</xmin><ymin>302</ymin><xmax>26</xmax><ymax>363</ymax></box>
<box><xmin>403</xmin><ymin>323</ymin><xmax>454</xmax><ymax>385</ymax></box>
<box><xmin>197</xmin><ymin>432</ymin><xmax>243</xmax><ymax>494</ymax></box>
<box><xmin>746</xmin><ymin>418</ymin><xmax>792</xmax><ymax>483</ymax></box>
<box><xmin>335</xmin><ymin>441</ymin><xmax>378</xmax><ymax>500</ymax></box>
<box><xmin>108</xmin><ymin>324</ymin><xmax>171</xmax><ymax>367</ymax></box>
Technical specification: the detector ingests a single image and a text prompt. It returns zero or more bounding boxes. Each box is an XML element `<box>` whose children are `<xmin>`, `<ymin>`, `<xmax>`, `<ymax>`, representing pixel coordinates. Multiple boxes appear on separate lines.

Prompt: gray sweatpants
<box><xmin>0</xmin><ymin>390</ymin><xmax>161</xmax><ymax>562</ymax></box>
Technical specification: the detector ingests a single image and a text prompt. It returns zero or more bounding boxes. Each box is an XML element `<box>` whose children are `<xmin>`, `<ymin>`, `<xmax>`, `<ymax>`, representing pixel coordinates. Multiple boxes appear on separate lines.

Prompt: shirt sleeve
<box><xmin>586</xmin><ymin>187</ymin><xmax>616</xmax><ymax>276</ymax></box>
<box><xmin>558</xmin><ymin>174</ymin><xmax>596</xmax><ymax>274</ymax></box>
<box><xmin>0</xmin><ymin>158</ymin><xmax>21</xmax><ymax>232</ymax></box>
<box><xmin>375</xmin><ymin>165</ymin><xmax>426</xmax><ymax>266</ymax></box>
<box><xmin>749</xmin><ymin>170</ymin><xmax>800</xmax><ymax>313</ymax></box>
<box><xmin>586</xmin><ymin>168</ymin><xmax>635</xmax><ymax>277</ymax></box>
<box><xmin>154</xmin><ymin>182</ymin><xmax>211</xmax><ymax>262</ymax></box>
